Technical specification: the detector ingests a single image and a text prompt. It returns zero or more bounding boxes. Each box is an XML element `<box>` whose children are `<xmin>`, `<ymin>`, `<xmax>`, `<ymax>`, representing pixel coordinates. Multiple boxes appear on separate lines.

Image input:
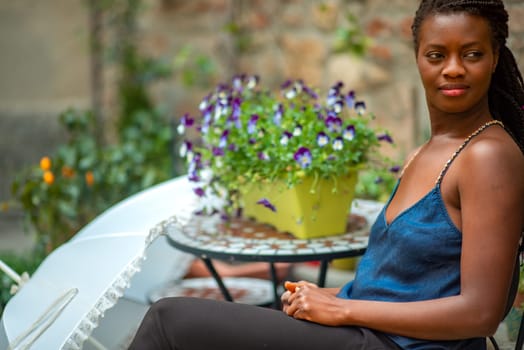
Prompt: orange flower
<box><xmin>85</xmin><ymin>171</ymin><xmax>95</xmax><ymax>187</ymax></box>
<box><xmin>61</xmin><ymin>166</ymin><xmax>75</xmax><ymax>178</ymax></box>
<box><xmin>43</xmin><ymin>171</ymin><xmax>54</xmax><ymax>185</ymax></box>
<box><xmin>40</xmin><ymin>157</ymin><xmax>51</xmax><ymax>171</ymax></box>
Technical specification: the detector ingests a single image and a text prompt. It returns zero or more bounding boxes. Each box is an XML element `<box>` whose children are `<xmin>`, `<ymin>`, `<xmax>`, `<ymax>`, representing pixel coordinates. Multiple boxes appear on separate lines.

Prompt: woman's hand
<box><xmin>281</xmin><ymin>281</ymin><xmax>346</xmax><ymax>326</ymax></box>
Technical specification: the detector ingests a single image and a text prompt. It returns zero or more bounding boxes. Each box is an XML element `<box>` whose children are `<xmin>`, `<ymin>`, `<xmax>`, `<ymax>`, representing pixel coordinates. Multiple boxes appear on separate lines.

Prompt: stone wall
<box><xmin>0</xmin><ymin>1</ymin><xmax>90</xmax><ymax>200</ymax></box>
<box><xmin>1</xmin><ymin>0</ymin><xmax>524</xmax><ymax>201</ymax></box>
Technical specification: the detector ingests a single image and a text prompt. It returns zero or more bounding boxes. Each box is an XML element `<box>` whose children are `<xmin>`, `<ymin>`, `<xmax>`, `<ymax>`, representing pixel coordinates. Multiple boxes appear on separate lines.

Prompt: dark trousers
<box><xmin>128</xmin><ymin>297</ymin><xmax>400</xmax><ymax>350</ymax></box>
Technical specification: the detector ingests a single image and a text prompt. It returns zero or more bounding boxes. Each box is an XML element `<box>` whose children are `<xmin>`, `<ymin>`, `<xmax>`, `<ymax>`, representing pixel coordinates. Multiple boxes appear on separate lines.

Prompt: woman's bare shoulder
<box><xmin>465</xmin><ymin>128</ymin><xmax>524</xmax><ymax>168</ymax></box>
<box><xmin>460</xmin><ymin>128</ymin><xmax>524</xmax><ymax>193</ymax></box>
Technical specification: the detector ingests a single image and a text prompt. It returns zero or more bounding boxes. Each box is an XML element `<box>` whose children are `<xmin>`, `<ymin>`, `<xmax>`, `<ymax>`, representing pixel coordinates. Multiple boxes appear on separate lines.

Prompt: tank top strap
<box><xmin>435</xmin><ymin>119</ymin><xmax>505</xmax><ymax>185</ymax></box>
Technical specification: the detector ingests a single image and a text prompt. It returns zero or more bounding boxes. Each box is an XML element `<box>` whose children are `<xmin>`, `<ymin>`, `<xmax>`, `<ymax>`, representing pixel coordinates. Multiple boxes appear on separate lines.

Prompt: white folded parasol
<box><xmin>1</xmin><ymin>230</ymin><xmax>162</xmax><ymax>350</ymax></box>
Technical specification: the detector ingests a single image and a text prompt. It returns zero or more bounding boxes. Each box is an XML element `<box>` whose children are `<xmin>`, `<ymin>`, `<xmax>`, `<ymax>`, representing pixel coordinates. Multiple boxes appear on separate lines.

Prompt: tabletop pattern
<box><xmin>161</xmin><ymin>213</ymin><xmax>370</xmax><ymax>261</ymax></box>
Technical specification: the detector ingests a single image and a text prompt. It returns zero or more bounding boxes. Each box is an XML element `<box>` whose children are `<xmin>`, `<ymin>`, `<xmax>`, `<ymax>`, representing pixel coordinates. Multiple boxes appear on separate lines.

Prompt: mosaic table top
<box><xmin>161</xmin><ymin>213</ymin><xmax>370</xmax><ymax>263</ymax></box>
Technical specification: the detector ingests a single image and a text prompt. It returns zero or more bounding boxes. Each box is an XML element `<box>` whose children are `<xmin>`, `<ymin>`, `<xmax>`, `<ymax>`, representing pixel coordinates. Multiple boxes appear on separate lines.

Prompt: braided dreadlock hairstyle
<box><xmin>411</xmin><ymin>0</ymin><xmax>524</xmax><ymax>154</ymax></box>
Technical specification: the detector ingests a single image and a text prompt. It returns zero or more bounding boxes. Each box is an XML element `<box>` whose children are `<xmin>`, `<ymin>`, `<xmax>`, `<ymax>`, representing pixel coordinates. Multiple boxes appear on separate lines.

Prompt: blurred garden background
<box><xmin>1</xmin><ymin>0</ymin><xmax>523</xmax><ymax>315</ymax></box>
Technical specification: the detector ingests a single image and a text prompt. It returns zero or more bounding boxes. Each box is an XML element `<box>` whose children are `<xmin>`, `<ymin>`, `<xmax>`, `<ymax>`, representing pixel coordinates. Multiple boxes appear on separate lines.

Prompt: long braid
<box><xmin>412</xmin><ymin>0</ymin><xmax>524</xmax><ymax>154</ymax></box>
<box><xmin>490</xmin><ymin>46</ymin><xmax>524</xmax><ymax>151</ymax></box>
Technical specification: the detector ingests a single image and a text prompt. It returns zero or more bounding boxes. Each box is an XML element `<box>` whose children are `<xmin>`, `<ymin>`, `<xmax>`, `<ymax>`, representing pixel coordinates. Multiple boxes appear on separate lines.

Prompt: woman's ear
<box><xmin>492</xmin><ymin>50</ymin><xmax>500</xmax><ymax>73</ymax></box>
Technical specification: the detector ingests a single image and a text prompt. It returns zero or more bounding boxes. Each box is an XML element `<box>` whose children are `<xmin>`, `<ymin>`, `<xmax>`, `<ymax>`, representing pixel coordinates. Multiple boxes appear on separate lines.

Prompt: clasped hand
<box><xmin>281</xmin><ymin>281</ymin><xmax>346</xmax><ymax>326</ymax></box>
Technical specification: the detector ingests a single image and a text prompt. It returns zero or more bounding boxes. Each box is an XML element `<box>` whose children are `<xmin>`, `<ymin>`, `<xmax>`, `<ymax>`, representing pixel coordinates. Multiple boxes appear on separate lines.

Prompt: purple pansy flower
<box><xmin>177</xmin><ymin>113</ymin><xmax>194</xmax><ymax>135</ymax></box>
<box><xmin>343</xmin><ymin>125</ymin><xmax>355</xmax><ymax>141</ymax></box>
<box><xmin>247</xmin><ymin>114</ymin><xmax>259</xmax><ymax>134</ymax></box>
<box><xmin>214</xmin><ymin>104</ymin><xmax>225</xmax><ymax>121</ymax></box>
<box><xmin>281</xmin><ymin>79</ymin><xmax>292</xmax><ymax>89</ymax></box>
<box><xmin>345</xmin><ymin>91</ymin><xmax>355</xmax><ymax>109</ymax></box>
<box><xmin>327</xmin><ymin>81</ymin><xmax>343</xmax><ymax>105</ymax></box>
<box><xmin>294</xmin><ymin>147</ymin><xmax>312</xmax><ymax>168</ymax></box>
<box><xmin>200</xmin><ymin>105</ymin><xmax>214</xmax><ymax>134</ymax></box>
<box><xmin>303</xmin><ymin>85</ymin><xmax>319</xmax><ymax>99</ymax></box>
<box><xmin>333</xmin><ymin>137</ymin><xmax>344</xmax><ymax>151</ymax></box>
<box><xmin>232</xmin><ymin>74</ymin><xmax>245</xmax><ymax>90</ymax></box>
<box><xmin>325</xmin><ymin>115</ymin><xmax>342</xmax><ymax>133</ymax></box>
<box><xmin>273</xmin><ymin>104</ymin><xmax>284</xmax><ymax>126</ymax></box>
<box><xmin>246</xmin><ymin>75</ymin><xmax>259</xmax><ymax>89</ymax></box>
<box><xmin>193</xmin><ymin>187</ymin><xmax>205</xmax><ymax>197</ymax></box>
<box><xmin>328</xmin><ymin>81</ymin><xmax>343</xmax><ymax>96</ymax></box>
<box><xmin>390</xmin><ymin>165</ymin><xmax>401</xmax><ymax>173</ymax></box>
<box><xmin>258</xmin><ymin>152</ymin><xmax>270</xmax><ymax>161</ymax></box>
<box><xmin>192</xmin><ymin>152</ymin><xmax>202</xmax><ymax>163</ymax></box>
<box><xmin>332</xmin><ymin>99</ymin><xmax>344</xmax><ymax>114</ymax></box>
<box><xmin>293</xmin><ymin>124</ymin><xmax>303</xmax><ymax>137</ymax></box>
<box><xmin>199</xmin><ymin>94</ymin><xmax>211</xmax><ymax>111</ymax></box>
<box><xmin>219</xmin><ymin>130</ymin><xmax>230</xmax><ymax>148</ymax></box>
<box><xmin>187</xmin><ymin>157</ymin><xmax>200</xmax><ymax>174</ymax></box>
<box><xmin>316</xmin><ymin>132</ymin><xmax>329</xmax><ymax>147</ymax></box>
<box><xmin>187</xmin><ymin>170</ymin><xmax>200</xmax><ymax>182</ymax></box>
<box><xmin>355</xmin><ymin>101</ymin><xmax>366</xmax><ymax>115</ymax></box>
<box><xmin>256</xmin><ymin>198</ymin><xmax>277</xmax><ymax>212</ymax></box>
<box><xmin>230</xmin><ymin>97</ymin><xmax>242</xmax><ymax>127</ymax></box>
<box><xmin>179</xmin><ymin>140</ymin><xmax>193</xmax><ymax>157</ymax></box>
<box><xmin>377</xmin><ymin>133</ymin><xmax>394</xmax><ymax>144</ymax></box>
<box><xmin>284</xmin><ymin>87</ymin><xmax>297</xmax><ymax>99</ymax></box>
<box><xmin>212</xmin><ymin>147</ymin><xmax>224</xmax><ymax>156</ymax></box>
<box><xmin>280</xmin><ymin>131</ymin><xmax>293</xmax><ymax>146</ymax></box>
<box><xmin>294</xmin><ymin>80</ymin><xmax>304</xmax><ymax>93</ymax></box>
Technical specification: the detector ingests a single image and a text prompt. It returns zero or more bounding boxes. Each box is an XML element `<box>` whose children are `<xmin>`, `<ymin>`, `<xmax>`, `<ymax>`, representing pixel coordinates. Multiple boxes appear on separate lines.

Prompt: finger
<box><xmin>284</xmin><ymin>281</ymin><xmax>298</xmax><ymax>292</ymax></box>
<box><xmin>285</xmin><ymin>298</ymin><xmax>299</xmax><ymax>316</ymax></box>
<box><xmin>282</xmin><ymin>303</ymin><xmax>288</xmax><ymax>313</ymax></box>
<box><xmin>297</xmin><ymin>280</ymin><xmax>317</xmax><ymax>288</ymax></box>
<box><xmin>281</xmin><ymin>290</ymin><xmax>291</xmax><ymax>304</ymax></box>
<box><xmin>292</xmin><ymin>304</ymin><xmax>308</xmax><ymax>321</ymax></box>
<box><xmin>287</xmin><ymin>288</ymin><xmax>300</xmax><ymax>304</ymax></box>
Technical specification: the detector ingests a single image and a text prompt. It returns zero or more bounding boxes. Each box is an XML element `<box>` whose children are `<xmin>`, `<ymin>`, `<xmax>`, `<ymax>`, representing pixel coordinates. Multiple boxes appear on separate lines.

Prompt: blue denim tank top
<box><xmin>337</xmin><ymin>121</ymin><xmax>504</xmax><ymax>349</ymax></box>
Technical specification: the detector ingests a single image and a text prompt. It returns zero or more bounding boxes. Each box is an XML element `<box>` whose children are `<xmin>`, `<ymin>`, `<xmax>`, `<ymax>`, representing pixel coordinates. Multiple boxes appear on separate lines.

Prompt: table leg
<box><xmin>201</xmin><ymin>257</ymin><xmax>234</xmax><ymax>302</ymax></box>
<box><xmin>269</xmin><ymin>262</ymin><xmax>280</xmax><ymax>308</ymax></box>
<box><xmin>318</xmin><ymin>260</ymin><xmax>329</xmax><ymax>287</ymax></box>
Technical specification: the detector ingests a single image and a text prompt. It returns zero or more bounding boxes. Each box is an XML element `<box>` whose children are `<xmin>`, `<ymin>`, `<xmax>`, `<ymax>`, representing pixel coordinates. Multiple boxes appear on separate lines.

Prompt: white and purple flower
<box><xmin>280</xmin><ymin>131</ymin><xmax>293</xmax><ymax>146</ymax></box>
<box><xmin>294</xmin><ymin>147</ymin><xmax>312</xmax><ymax>168</ymax></box>
<box><xmin>333</xmin><ymin>137</ymin><xmax>344</xmax><ymax>151</ymax></box>
<box><xmin>316</xmin><ymin>132</ymin><xmax>329</xmax><ymax>147</ymax></box>
<box><xmin>343</xmin><ymin>125</ymin><xmax>355</xmax><ymax>141</ymax></box>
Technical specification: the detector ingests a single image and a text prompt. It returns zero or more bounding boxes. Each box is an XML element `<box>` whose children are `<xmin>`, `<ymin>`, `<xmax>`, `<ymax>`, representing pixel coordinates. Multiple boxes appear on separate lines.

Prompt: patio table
<box><xmin>161</xmin><ymin>210</ymin><xmax>371</xmax><ymax>307</ymax></box>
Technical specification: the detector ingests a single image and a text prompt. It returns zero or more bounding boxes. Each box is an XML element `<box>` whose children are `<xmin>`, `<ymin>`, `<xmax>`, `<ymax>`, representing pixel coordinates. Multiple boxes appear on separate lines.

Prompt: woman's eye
<box><xmin>426</xmin><ymin>52</ymin><xmax>444</xmax><ymax>60</ymax></box>
<box><xmin>464</xmin><ymin>51</ymin><xmax>484</xmax><ymax>59</ymax></box>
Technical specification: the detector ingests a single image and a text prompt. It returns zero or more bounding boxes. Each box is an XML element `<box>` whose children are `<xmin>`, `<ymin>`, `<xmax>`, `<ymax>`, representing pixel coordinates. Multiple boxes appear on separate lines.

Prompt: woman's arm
<box><xmin>284</xmin><ymin>136</ymin><xmax>524</xmax><ymax>340</ymax></box>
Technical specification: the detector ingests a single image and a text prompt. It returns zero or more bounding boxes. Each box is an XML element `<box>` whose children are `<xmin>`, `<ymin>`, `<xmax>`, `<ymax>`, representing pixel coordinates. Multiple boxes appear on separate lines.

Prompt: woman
<box><xmin>129</xmin><ymin>0</ymin><xmax>524</xmax><ymax>349</ymax></box>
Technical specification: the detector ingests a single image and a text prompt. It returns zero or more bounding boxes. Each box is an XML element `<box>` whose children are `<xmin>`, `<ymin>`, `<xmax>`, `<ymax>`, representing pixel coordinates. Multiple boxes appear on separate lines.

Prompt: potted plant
<box><xmin>178</xmin><ymin>74</ymin><xmax>393</xmax><ymax>239</ymax></box>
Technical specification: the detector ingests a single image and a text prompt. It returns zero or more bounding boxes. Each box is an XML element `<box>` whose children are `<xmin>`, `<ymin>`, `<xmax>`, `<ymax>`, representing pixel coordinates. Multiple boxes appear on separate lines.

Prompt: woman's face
<box><xmin>416</xmin><ymin>12</ymin><xmax>499</xmax><ymax>115</ymax></box>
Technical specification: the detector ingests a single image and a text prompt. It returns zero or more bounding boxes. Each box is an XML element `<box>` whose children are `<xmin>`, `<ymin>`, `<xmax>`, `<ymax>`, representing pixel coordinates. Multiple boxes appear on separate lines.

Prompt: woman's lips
<box><xmin>439</xmin><ymin>84</ymin><xmax>469</xmax><ymax>97</ymax></box>
<box><xmin>441</xmin><ymin>88</ymin><xmax>467</xmax><ymax>96</ymax></box>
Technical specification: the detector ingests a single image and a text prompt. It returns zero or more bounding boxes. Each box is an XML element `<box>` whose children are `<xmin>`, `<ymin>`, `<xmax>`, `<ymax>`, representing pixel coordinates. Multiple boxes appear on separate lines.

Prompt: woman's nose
<box><xmin>442</xmin><ymin>56</ymin><xmax>466</xmax><ymax>77</ymax></box>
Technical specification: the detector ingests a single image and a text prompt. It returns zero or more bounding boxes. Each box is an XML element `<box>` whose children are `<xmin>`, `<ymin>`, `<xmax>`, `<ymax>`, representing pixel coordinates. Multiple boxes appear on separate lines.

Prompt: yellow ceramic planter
<box><xmin>241</xmin><ymin>172</ymin><xmax>358</xmax><ymax>239</ymax></box>
<box><xmin>331</xmin><ymin>257</ymin><xmax>359</xmax><ymax>270</ymax></box>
